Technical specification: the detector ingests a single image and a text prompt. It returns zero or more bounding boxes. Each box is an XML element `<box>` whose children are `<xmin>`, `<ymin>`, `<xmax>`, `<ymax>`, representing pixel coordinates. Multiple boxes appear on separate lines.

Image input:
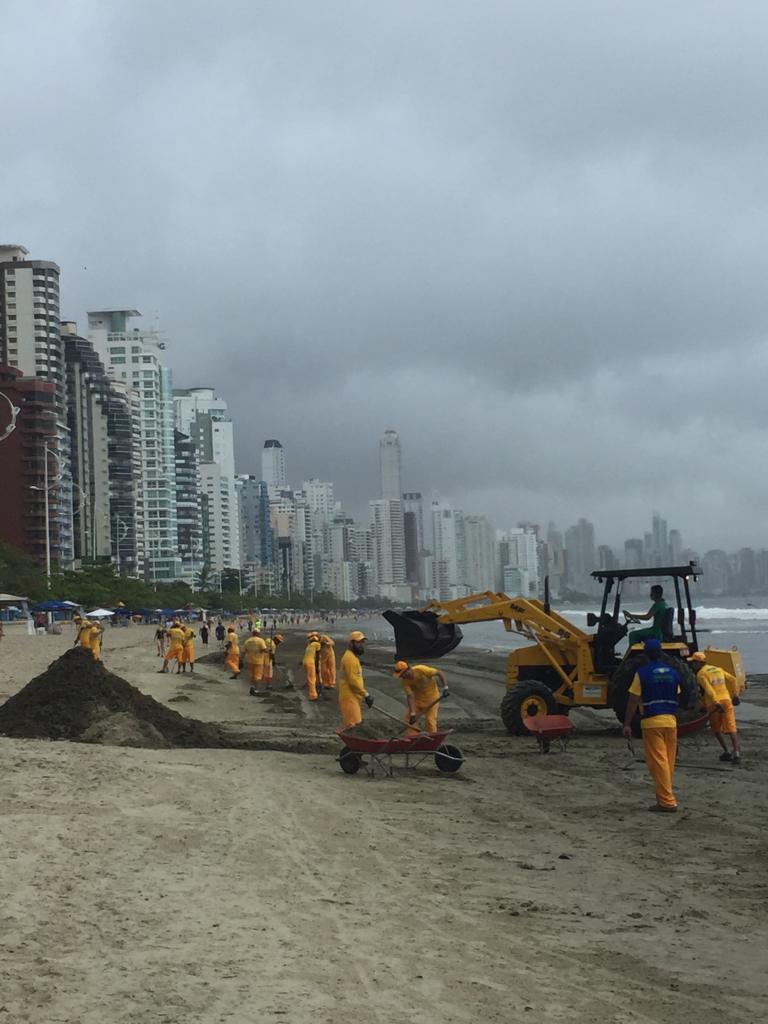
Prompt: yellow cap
<box><xmin>394</xmin><ymin>660</ymin><xmax>410</xmax><ymax>676</ymax></box>
<box><xmin>689</xmin><ymin>651</ymin><xmax>706</xmax><ymax>662</ymax></box>
<box><xmin>274</xmin><ymin>633</ymin><xmax>284</xmax><ymax>642</ymax></box>
<box><xmin>349</xmin><ymin>630</ymin><xmax>366</xmax><ymax>642</ymax></box>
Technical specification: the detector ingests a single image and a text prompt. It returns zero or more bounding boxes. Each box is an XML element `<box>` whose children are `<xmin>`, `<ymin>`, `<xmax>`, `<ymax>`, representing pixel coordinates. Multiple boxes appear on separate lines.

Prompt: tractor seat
<box><xmin>661</xmin><ymin>606</ymin><xmax>675</xmax><ymax>642</ymax></box>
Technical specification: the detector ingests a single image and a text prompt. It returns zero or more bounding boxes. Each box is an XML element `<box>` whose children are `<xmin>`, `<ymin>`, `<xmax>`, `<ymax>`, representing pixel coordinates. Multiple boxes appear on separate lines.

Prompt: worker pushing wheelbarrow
<box><xmin>336</xmin><ymin>660</ymin><xmax>464</xmax><ymax>777</ymax></box>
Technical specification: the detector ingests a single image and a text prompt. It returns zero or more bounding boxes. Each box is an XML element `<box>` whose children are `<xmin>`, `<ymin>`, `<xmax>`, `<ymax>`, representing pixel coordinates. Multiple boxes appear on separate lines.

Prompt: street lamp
<box><xmin>113</xmin><ymin>515</ymin><xmax>129</xmax><ymax>575</ymax></box>
<box><xmin>0</xmin><ymin>391</ymin><xmax>20</xmax><ymax>443</ymax></box>
<box><xmin>29</xmin><ymin>437</ymin><xmax>62</xmax><ymax>587</ymax></box>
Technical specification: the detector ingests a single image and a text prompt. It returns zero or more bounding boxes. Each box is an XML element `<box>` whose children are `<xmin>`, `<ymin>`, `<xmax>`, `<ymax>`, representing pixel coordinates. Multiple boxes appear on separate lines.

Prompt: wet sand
<box><xmin>1</xmin><ymin>622</ymin><xmax>767</xmax><ymax>1023</ymax></box>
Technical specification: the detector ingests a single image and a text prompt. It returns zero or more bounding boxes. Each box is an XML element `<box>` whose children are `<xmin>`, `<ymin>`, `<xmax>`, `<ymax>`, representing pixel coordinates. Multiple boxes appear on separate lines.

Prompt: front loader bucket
<box><xmin>382</xmin><ymin>610</ymin><xmax>463</xmax><ymax>660</ymax></box>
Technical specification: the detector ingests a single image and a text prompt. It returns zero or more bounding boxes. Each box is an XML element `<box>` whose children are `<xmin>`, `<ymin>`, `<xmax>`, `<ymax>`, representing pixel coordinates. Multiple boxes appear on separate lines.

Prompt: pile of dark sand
<box><xmin>344</xmin><ymin>719</ymin><xmax>408</xmax><ymax>740</ymax></box>
<box><xmin>0</xmin><ymin>647</ymin><xmax>227</xmax><ymax>749</ymax></box>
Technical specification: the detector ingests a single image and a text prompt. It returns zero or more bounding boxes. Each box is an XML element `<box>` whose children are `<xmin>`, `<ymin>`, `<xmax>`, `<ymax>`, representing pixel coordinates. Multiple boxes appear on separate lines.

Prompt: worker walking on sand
<box><xmin>689</xmin><ymin>652</ymin><xmax>742</xmax><ymax>765</ymax></box>
<box><xmin>159</xmin><ymin>620</ymin><xmax>185</xmax><ymax>673</ymax></box>
<box><xmin>244</xmin><ymin>628</ymin><xmax>268</xmax><ymax>695</ymax></box>
<box><xmin>262</xmin><ymin>633</ymin><xmax>283</xmax><ymax>691</ymax></box>
<box><xmin>394</xmin><ymin>661</ymin><xmax>449</xmax><ymax>735</ymax></box>
<box><xmin>319</xmin><ymin>635</ymin><xmax>337</xmax><ymax>690</ymax></box>
<box><xmin>623</xmin><ymin>638</ymin><xmax>682</xmax><ymax>813</ymax></box>
<box><xmin>303</xmin><ymin>631</ymin><xmax>322</xmax><ymax>701</ymax></box>
<box><xmin>339</xmin><ymin>630</ymin><xmax>373</xmax><ymax>728</ymax></box>
<box><xmin>225</xmin><ymin>626</ymin><xmax>241</xmax><ymax>678</ymax></box>
<box><xmin>179</xmin><ymin>625</ymin><xmax>196</xmax><ymax>674</ymax></box>
<box><xmin>154</xmin><ymin>624</ymin><xmax>166</xmax><ymax>657</ymax></box>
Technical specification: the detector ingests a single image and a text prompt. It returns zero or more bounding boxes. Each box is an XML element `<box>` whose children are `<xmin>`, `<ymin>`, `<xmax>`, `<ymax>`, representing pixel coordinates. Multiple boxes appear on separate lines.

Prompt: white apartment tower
<box><xmin>369</xmin><ymin>499</ymin><xmax>408</xmax><ymax>600</ymax></box>
<box><xmin>262</xmin><ymin>439</ymin><xmax>287</xmax><ymax>496</ymax></box>
<box><xmin>379</xmin><ymin>429</ymin><xmax>402</xmax><ymax>500</ymax></box>
<box><xmin>89</xmin><ymin>309</ymin><xmax>181</xmax><ymax>582</ymax></box>
<box><xmin>174</xmin><ymin>387</ymin><xmax>242</xmax><ymax>574</ymax></box>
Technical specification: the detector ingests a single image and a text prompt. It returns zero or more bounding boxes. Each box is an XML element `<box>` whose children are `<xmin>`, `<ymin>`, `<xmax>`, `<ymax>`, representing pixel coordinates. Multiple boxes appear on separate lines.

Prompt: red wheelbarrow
<box><xmin>523</xmin><ymin>714</ymin><xmax>574</xmax><ymax>753</ymax></box>
<box><xmin>336</xmin><ymin>728</ymin><xmax>465</xmax><ymax>777</ymax></box>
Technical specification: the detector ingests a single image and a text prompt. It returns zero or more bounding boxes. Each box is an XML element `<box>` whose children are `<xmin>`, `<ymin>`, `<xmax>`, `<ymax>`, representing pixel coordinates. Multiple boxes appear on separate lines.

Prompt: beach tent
<box><xmin>86</xmin><ymin>608</ymin><xmax>116</xmax><ymax>618</ymax></box>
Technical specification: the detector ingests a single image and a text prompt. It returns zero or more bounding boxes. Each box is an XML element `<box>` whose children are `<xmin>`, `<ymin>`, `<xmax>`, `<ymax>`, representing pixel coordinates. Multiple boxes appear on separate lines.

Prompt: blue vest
<box><xmin>637</xmin><ymin>661</ymin><xmax>680</xmax><ymax>719</ymax></box>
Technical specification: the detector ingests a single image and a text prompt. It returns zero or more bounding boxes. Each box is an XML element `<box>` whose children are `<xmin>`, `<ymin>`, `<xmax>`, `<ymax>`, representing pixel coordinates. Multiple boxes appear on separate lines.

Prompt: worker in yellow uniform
<box><xmin>179</xmin><ymin>625</ymin><xmax>196</xmax><ymax>674</ymax></box>
<box><xmin>303</xmin><ymin>631</ymin><xmax>322</xmax><ymax>701</ymax></box>
<box><xmin>244</xmin><ymin>628</ymin><xmax>268</xmax><ymax>695</ymax></box>
<box><xmin>224</xmin><ymin>626</ymin><xmax>241</xmax><ymax>678</ymax></box>
<box><xmin>689</xmin><ymin>652</ymin><xmax>742</xmax><ymax>765</ymax></box>
<box><xmin>623</xmin><ymin>638</ymin><xmax>682</xmax><ymax>812</ymax></box>
<box><xmin>319</xmin><ymin>635</ymin><xmax>337</xmax><ymax>690</ymax></box>
<box><xmin>262</xmin><ymin>633</ymin><xmax>283</xmax><ymax>691</ymax></box>
<box><xmin>88</xmin><ymin>620</ymin><xmax>104</xmax><ymax>661</ymax></box>
<box><xmin>338</xmin><ymin>630</ymin><xmax>373</xmax><ymax>728</ymax></box>
<box><xmin>159</xmin><ymin>620</ymin><xmax>186</xmax><ymax>673</ymax></box>
<box><xmin>394</xmin><ymin>661</ymin><xmax>448</xmax><ymax>735</ymax></box>
<box><xmin>75</xmin><ymin>618</ymin><xmax>93</xmax><ymax>653</ymax></box>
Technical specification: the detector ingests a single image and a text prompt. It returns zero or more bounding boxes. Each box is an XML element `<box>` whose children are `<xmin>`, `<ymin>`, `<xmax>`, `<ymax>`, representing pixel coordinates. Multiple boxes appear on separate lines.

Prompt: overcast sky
<box><xmin>2</xmin><ymin>1</ymin><xmax>767</xmax><ymax>551</ymax></box>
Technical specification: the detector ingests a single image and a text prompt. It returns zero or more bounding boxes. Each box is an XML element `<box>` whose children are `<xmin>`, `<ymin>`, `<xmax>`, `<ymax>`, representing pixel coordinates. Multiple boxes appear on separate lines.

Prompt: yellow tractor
<box><xmin>384</xmin><ymin>563</ymin><xmax>746</xmax><ymax>735</ymax></box>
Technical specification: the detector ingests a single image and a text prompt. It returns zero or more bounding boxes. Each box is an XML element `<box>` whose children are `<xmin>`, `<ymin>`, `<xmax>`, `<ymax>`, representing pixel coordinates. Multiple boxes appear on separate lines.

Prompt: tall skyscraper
<box><xmin>1</xmin><ymin>244</ymin><xmax>72</xmax><ymax>568</ymax></box>
<box><xmin>431</xmin><ymin>500</ymin><xmax>467</xmax><ymax>600</ymax></box>
<box><xmin>174</xmin><ymin>429</ymin><xmax>203</xmax><ymax>583</ymax></box>
<box><xmin>369</xmin><ymin>499</ymin><xmax>407</xmax><ymax>598</ymax></box>
<box><xmin>89</xmin><ymin>309</ymin><xmax>180</xmax><ymax>582</ymax></box>
<box><xmin>402</xmin><ymin>492</ymin><xmax>425</xmax><ymax>584</ymax></box>
<box><xmin>174</xmin><ymin>387</ymin><xmax>241</xmax><ymax>574</ymax></box>
<box><xmin>564</xmin><ymin>517</ymin><xmax>596</xmax><ymax>595</ymax></box>
<box><xmin>379</xmin><ymin>429</ymin><xmax>402</xmax><ymax>500</ymax></box>
<box><xmin>262</xmin><ymin>439</ymin><xmax>287</xmax><ymax>496</ymax></box>
<box><xmin>463</xmin><ymin>515</ymin><xmax>497</xmax><ymax>592</ymax></box>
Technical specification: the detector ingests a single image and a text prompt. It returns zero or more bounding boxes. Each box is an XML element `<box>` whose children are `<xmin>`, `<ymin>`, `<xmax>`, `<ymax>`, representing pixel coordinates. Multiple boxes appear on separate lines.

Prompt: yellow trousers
<box><xmin>405</xmin><ymin>696</ymin><xmax>439</xmax><ymax>736</ymax></box>
<box><xmin>642</xmin><ymin>726</ymin><xmax>678</xmax><ymax>808</ymax></box>
<box><xmin>164</xmin><ymin>643</ymin><xmax>183</xmax><ymax>664</ymax></box>
<box><xmin>320</xmin><ymin>655</ymin><xmax>336</xmax><ymax>689</ymax></box>
<box><xmin>709</xmin><ymin>698</ymin><xmax>737</xmax><ymax>734</ymax></box>
<box><xmin>304</xmin><ymin>658</ymin><xmax>318</xmax><ymax>700</ymax></box>
<box><xmin>248</xmin><ymin>657</ymin><xmax>265</xmax><ymax>683</ymax></box>
<box><xmin>180</xmin><ymin>644</ymin><xmax>195</xmax><ymax>665</ymax></box>
<box><xmin>339</xmin><ymin>693</ymin><xmax>363</xmax><ymax>729</ymax></box>
<box><xmin>90</xmin><ymin>640</ymin><xmax>101</xmax><ymax>662</ymax></box>
<box><xmin>225</xmin><ymin>650</ymin><xmax>240</xmax><ymax>674</ymax></box>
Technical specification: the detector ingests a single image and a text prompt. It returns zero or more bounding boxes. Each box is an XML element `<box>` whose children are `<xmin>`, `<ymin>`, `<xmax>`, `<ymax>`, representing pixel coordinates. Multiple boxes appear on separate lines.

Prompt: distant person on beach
<box><xmin>154</xmin><ymin>625</ymin><xmax>166</xmax><ymax>657</ymax></box>
<box><xmin>244</xmin><ymin>629</ymin><xmax>268</xmax><ymax>695</ymax></box>
<box><xmin>215</xmin><ymin>623</ymin><xmax>226</xmax><ymax>647</ymax></box>
<box><xmin>262</xmin><ymin>633</ymin><xmax>283</xmax><ymax>691</ymax></box>
<box><xmin>179</xmin><ymin>626</ymin><xmax>196</xmax><ymax>674</ymax></box>
<box><xmin>225</xmin><ymin>626</ymin><xmax>241</xmax><ymax>678</ymax></box>
<box><xmin>159</xmin><ymin>621</ymin><xmax>185</xmax><ymax>673</ymax></box>
<box><xmin>303</xmin><ymin>632</ymin><xmax>322</xmax><ymax>701</ymax></box>
<box><xmin>625</xmin><ymin>585</ymin><xmax>669</xmax><ymax>645</ymax></box>
<box><xmin>689</xmin><ymin>652</ymin><xmax>742</xmax><ymax>765</ymax></box>
<box><xmin>623</xmin><ymin>638</ymin><xmax>682</xmax><ymax>812</ymax></box>
<box><xmin>200</xmin><ymin>623</ymin><xmax>209</xmax><ymax>647</ymax></box>
<box><xmin>339</xmin><ymin>631</ymin><xmax>373</xmax><ymax>728</ymax></box>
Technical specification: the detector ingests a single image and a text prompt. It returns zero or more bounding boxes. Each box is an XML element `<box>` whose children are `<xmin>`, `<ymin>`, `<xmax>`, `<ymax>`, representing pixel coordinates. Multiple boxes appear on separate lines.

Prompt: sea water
<box><xmin>352</xmin><ymin>597</ymin><xmax>768</xmax><ymax>673</ymax></box>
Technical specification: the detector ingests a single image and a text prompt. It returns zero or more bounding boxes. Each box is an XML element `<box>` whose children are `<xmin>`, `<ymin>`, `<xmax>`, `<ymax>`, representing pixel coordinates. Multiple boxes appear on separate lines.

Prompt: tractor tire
<box><xmin>500</xmin><ymin>680</ymin><xmax>557</xmax><ymax>736</ymax></box>
<box><xmin>611</xmin><ymin>654</ymin><xmax>699</xmax><ymax>737</ymax></box>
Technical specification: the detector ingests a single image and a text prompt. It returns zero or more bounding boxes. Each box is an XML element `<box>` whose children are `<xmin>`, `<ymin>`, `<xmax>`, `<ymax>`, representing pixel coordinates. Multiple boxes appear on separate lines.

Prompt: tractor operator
<box><xmin>688</xmin><ymin>652</ymin><xmax>742</xmax><ymax>765</ymax></box>
<box><xmin>623</xmin><ymin>638</ymin><xmax>682</xmax><ymax>812</ymax></box>
<box><xmin>394</xmin><ymin>661</ymin><xmax>449</xmax><ymax>735</ymax></box>
<box><xmin>625</xmin><ymin>585</ymin><xmax>669</xmax><ymax>645</ymax></box>
<box><xmin>339</xmin><ymin>630</ymin><xmax>373</xmax><ymax>728</ymax></box>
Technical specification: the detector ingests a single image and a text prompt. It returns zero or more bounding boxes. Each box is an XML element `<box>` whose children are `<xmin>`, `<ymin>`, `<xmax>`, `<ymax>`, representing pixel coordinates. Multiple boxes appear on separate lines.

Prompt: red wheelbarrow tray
<box><xmin>523</xmin><ymin>714</ymin><xmax>574</xmax><ymax>741</ymax></box>
<box><xmin>336</xmin><ymin>728</ymin><xmax>453</xmax><ymax>754</ymax></box>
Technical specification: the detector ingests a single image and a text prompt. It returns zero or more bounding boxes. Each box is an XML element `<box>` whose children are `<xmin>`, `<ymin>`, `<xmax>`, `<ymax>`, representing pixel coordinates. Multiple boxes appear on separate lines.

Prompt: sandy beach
<box><xmin>1</xmin><ymin>622</ymin><xmax>767</xmax><ymax>1023</ymax></box>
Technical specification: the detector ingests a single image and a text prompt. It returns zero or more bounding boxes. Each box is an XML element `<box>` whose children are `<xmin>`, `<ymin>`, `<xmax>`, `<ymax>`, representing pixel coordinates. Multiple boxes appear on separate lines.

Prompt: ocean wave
<box><xmin>563</xmin><ymin>607</ymin><xmax>768</xmax><ymax>621</ymax></box>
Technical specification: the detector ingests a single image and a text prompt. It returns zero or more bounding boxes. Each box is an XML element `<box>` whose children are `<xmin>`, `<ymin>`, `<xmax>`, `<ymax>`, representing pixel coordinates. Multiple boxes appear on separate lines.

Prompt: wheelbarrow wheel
<box><xmin>339</xmin><ymin>747</ymin><xmax>362</xmax><ymax>774</ymax></box>
<box><xmin>435</xmin><ymin>743</ymin><xmax>464</xmax><ymax>774</ymax></box>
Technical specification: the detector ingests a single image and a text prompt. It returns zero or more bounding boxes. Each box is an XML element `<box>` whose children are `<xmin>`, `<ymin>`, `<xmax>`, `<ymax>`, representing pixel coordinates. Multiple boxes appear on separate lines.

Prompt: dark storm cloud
<box><xmin>2</xmin><ymin>1</ymin><xmax>767</xmax><ymax>549</ymax></box>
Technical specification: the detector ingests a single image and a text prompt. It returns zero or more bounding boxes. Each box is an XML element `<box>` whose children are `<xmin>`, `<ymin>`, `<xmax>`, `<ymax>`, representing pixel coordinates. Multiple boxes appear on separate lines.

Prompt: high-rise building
<box><xmin>502</xmin><ymin>527</ymin><xmax>539</xmax><ymax>597</ymax></box>
<box><xmin>1</xmin><ymin>245</ymin><xmax>72</xmax><ymax>568</ymax></box>
<box><xmin>564</xmin><ymin>518</ymin><xmax>596</xmax><ymax>595</ymax></box>
<box><xmin>89</xmin><ymin>310</ymin><xmax>180</xmax><ymax>581</ymax></box>
<box><xmin>62</xmin><ymin>322</ymin><xmax>114</xmax><ymax>564</ymax></box>
<box><xmin>379</xmin><ymin>429</ymin><xmax>402</xmax><ymax>500</ymax></box>
<box><xmin>174</xmin><ymin>387</ymin><xmax>241</xmax><ymax>574</ymax></box>
<box><xmin>463</xmin><ymin>515</ymin><xmax>497</xmax><ymax>592</ymax></box>
<box><xmin>369</xmin><ymin>499</ymin><xmax>408</xmax><ymax>599</ymax></box>
<box><xmin>238</xmin><ymin>475</ymin><xmax>274</xmax><ymax>570</ymax></box>
<box><xmin>431</xmin><ymin>500</ymin><xmax>467</xmax><ymax>600</ymax></box>
<box><xmin>0</xmin><ymin>366</ymin><xmax>59</xmax><ymax>567</ymax></box>
<box><xmin>174</xmin><ymin>430</ymin><xmax>203</xmax><ymax>584</ymax></box>
<box><xmin>262</xmin><ymin>439</ymin><xmax>287</xmax><ymax>496</ymax></box>
<box><xmin>402</xmin><ymin>492</ymin><xmax>425</xmax><ymax>584</ymax></box>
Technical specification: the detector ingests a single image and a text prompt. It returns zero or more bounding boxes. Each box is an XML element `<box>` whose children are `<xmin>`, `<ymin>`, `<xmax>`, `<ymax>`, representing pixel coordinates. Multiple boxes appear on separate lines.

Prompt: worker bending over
<box><xmin>159</xmin><ymin>620</ymin><xmax>185</xmax><ymax>673</ymax></box>
<box><xmin>303</xmin><ymin>631</ymin><xmax>322</xmax><ymax>701</ymax></box>
<box><xmin>339</xmin><ymin>630</ymin><xmax>373</xmax><ymax>728</ymax></box>
<box><xmin>75</xmin><ymin>618</ymin><xmax>93</xmax><ymax>653</ymax></box>
<box><xmin>623</xmin><ymin>638</ymin><xmax>682</xmax><ymax>812</ymax></box>
<box><xmin>319</xmin><ymin>635</ymin><xmax>336</xmax><ymax>690</ymax></box>
<box><xmin>262</xmin><ymin>633</ymin><xmax>283</xmax><ymax>691</ymax></box>
<box><xmin>89</xmin><ymin>620</ymin><xmax>104</xmax><ymax>661</ymax></box>
<box><xmin>689</xmin><ymin>652</ymin><xmax>742</xmax><ymax>765</ymax></box>
<box><xmin>625</xmin><ymin>585</ymin><xmax>669</xmax><ymax>645</ymax></box>
<box><xmin>225</xmin><ymin>626</ymin><xmax>241</xmax><ymax>678</ymax></box>
<box><xmin>244</xmin><ymin>628</ymin><xmax>268</xmax><ymax>695</ymax></box>
<box><xmin>394</xmin><ymin>661</ymin><xmax>448</xmax><ymax>735</ymax></box>
<box><xmin>179</xmin><ymin>626</ymin><xmax>196</xmax><ymax>674</ymax></box>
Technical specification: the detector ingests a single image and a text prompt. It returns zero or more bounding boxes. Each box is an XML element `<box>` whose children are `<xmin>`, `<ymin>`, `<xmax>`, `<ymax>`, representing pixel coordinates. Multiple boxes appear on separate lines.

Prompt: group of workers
<box><xmin>225</xmin><ymin>626</ymin><xmax>284</xmax><ymax>695</ymax></box>
<box><xmin>302</xmin><ymin>632</ymin><xmax>338</xmax><ymax>700</ymax></box>
<box><xmin>157</xmin><ymin>621</ymin><xmax>197</xmax><ymax>673</ymax></box>
<box><xmin>73</xmin><ymin>617</ymin><xmax>104</xmax><ymax>660</ymax></box>
<box><xmin>624</xmin><ymin>637</ymin><xmax>743</xmax><ymax>813</ymax></box>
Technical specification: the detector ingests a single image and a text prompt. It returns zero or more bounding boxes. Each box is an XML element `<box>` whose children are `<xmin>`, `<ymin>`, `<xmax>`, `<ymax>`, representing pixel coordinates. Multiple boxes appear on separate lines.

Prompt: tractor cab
<box><xmin>587</xmin><ymin>562</ymin><xmax>701</xmax><ymax>673</ymax></box>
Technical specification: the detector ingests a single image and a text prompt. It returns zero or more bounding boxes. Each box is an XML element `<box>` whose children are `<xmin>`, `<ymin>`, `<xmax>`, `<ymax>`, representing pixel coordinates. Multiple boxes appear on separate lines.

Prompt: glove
<box><xmin>732</xmin><ymin>695</ymin><xmax>741</xmax><ymax>707</ymax></box>
<box><xmin>409</xmin><ymin>713</ymin><xmax>417</xmax><ymax>725</ymax></box>
<box><xmin>441</xmin><ymin>688</ymin><xmax>450</xmax><ymax>699</ymax></box>
<box><xmin>364</xmin><ymin>694</ymin><xmax>374</xmax><ymax>708</ymax></box>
